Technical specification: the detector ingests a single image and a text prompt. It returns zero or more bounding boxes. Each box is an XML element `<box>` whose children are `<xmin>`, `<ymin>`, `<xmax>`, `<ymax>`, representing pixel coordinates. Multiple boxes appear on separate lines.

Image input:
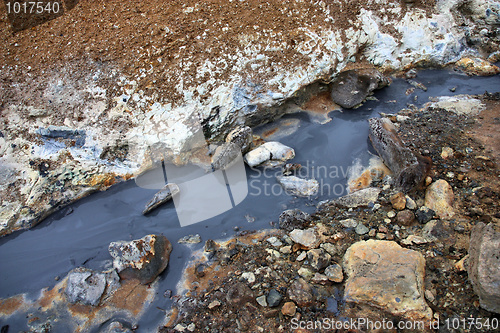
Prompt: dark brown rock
<box><xmin>396</xmin><ymin>210</ymin><xmax>416</xmax><ymax>226</ymax></box>
<box><xmin>287</xmin><ymin>278</ymin><xmax>314</xmax><ymax>307</ymax></box>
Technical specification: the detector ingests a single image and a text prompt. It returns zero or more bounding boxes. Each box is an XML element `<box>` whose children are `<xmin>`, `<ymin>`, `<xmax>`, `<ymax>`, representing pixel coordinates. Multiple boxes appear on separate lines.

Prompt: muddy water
<box><xmin>0</xmin><ymin>69</ymin><xmax>499</xmax><ymax>331</ymax></box>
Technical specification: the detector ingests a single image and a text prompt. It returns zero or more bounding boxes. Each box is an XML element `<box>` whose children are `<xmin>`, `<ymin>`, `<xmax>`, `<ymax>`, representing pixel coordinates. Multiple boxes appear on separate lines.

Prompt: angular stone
<box><xmin>211</xmin><ymin>142</ymin><xmax>241</xmax><ymax>170</ymax></box>
<box><xmin>226</xmin><ymin>283</ymin><xmax>254</xmax><ymax>308</ymax></box>
<box><xmin>467</xmin><ymin>223</ymin><xmax>500</xmax><ymax>314</ymax></box>
<box><xmin>343</xmin><ymin>240</ymin><xmax>432</xmax><ymax>321</ymax></box>
<box><xmin>279</xmin><ymin>209</ymin><xmax>310</xmax><ymax>231</ymax></box>
<box><xmin>307</xmin><ymin>249</ymin><xmax>331</xmax><ymax>271</ymax></box>
<box><xmin>109</xmin><ymin>234</ymin><xmax>172</xmax><ymax>284</ymax></box>
<box><xmin>355</xmin><ymin>223</ymin><xmax>369</xmax><ymax>235</ymax></box>
<box><xmin>324</xmin><ymin>263</ymin><xmax>344</xmax><ymax>283</ymax></box>
<box><xmin>142</xmin><ymin>183</ymin><xmax>180</xmax><ymax>215</ymax></box>
<box><xmin>425</xmin><ymin>179</ymin><xmax>455</xmax><ymax>219</ymax></box>
<box><xmin>226</xmin><ymin>125</ymin><xmax>253</xmax><ymax>154</ymax></box>
<box><xmin>287</xmin><ymin>278</ymin><xmax>314</xmax><ymax>307</ymax></box>
<box><xmin>256</xmin><ymin>295</ymin><xmax>267</xmax><ymax>307</ymax></box>
<box><xmin>266</xmin><ymin>289</ymin><xmax>282</xmax><ymax>307</ymax></box>
<box><xmin>339</xmin><ymin>218</ymin><xmax>358</xmax><ymax>228</ymax></box>
<box><xmin>333</xmin><ymin>187</ymin><xmax>381</xmax><ymax>208</ymax></box>
<box><xmin>65</xmin><ymin>267</ymin><xmax>106</xmax><ymax>306</ymax></box>
<box><xmin>178</xmin><ymin>234</ymin><xmax>202</xmax><ymax>244</ymax></box>
<box><xmin>290</xmin><ymin>228</ymin><xmax>318</xmax><ymax>248</ymax></box>
<box><xmin>311</xmin><ymin>273</ymin><xmax>330</xmax><ymax>285</ymax></box>
<box><xmin>415</xmin><ymin>206</ymin><xmax>435</xmax><ymax>224</ymax></box>
<box><xmin>330</xmin><ymin>69</ymin><xmax>390</xmax><ymax>108</ymax></box>
<box><xmin>276</xmin><ymin>176</ymin><xmax>319</xmax><ymax>197</ymax></box>
<box><xmin>298</xmin><ymin>266</ymin><xmax>315</xmax><ymax>280</ymax></box>
<box><xmin>390</xmin><ymin>192</ymin><xmax>406</xmax><ymax>210</ymax></box>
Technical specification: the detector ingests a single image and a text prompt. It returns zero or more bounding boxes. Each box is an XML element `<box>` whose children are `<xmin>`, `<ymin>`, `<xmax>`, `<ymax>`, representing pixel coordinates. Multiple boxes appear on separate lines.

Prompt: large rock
<box><xmin>65</xmin><ymin>267</ymin><xmax>107</xmax><ymax>306</ymax></box>
<box><xmin>424</xmin><ymin>179</ymin><xmax>455</xmax><ymax>219</ymax></box>
<box><xmin>369</xmin><ymin>118</ymin><xmax>432</xmax><ymax>192</ymax></box>
<box><xmin>108</xmin><ymin>234</ymin><xmax>173</xmax><ymax>284</ymax></box>
<box><xmin>333</xmin><ymin>187</ymin><xmax>381</xmax><ymax>208</ymax></box>
<box><xmin>142</xmin><ymin>183</ymin><xmax>180</xmax><ymax>215</ymax></box>
<box><xmin>330</xmin><ymin>69</ymin><xmax>390</xmax><ymax>108</ymax></box>
<box><xmin>244</xmin><ymin>141</ymin><xmax>295</xmax><ymax>167</ymax></box>
<box><xmin>454</xmin><ymin>57</ymin><xmax>500</xmax><ymax>76</ymax></box>
<box><xmin>467</xmin><ymin>223</ymin><xmax>500</xmax><ymax>314</ymax></box>
<box><xmin>276</xmin><ymin>176</ymin><xmax>319</xmax><ymax>197</ymax></box>
<box><xmin>343</xmin><ymin>240</ymin><xmax>432</xmax><ymax>321</ymax></box>
<box><xmin>279</xmin><ymin>209</ymin><xmax>310</xmax><ymax>231</ymax></box>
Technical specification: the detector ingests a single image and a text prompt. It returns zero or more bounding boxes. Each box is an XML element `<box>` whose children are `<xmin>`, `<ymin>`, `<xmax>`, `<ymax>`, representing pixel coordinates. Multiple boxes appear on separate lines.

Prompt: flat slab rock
<box><xmin>333</xmin><ymin>187</ymin><xmax>381</xmax><ymax>208</ymax></box>
<box><xmin>467</xmin><ymin>222</ymin><xmax>500</xmax><ymax>314</ymax></box>
<box><xmin>65</xmin><ymin>267</ymin><xmax>106</xmax><ymax>306</ymax></box>
<box><xmin>108</xmin><ymin>234</ymin><xmax>172</xmax><ymax>284</ymax></box>
<box><xmin>343</xmin><ymin>240</ymin><xmax>432</xmax><ymax>322</ymax></box>
<box><xmin>276</xmin><ymin>175</ymin><xmax>319</xmax><ymax>197</ymax></box>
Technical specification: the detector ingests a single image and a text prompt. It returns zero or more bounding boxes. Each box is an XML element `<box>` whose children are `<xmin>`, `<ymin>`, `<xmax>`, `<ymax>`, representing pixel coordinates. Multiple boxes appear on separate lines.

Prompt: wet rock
<box><xmin>455</xmin><ymin>57</ymin><xmax>500</xmax><ymax>76</ymax></box>
<box><xmin>142</xmin><ymin>183</ymin><xmax>180</xmax><ymax>215</ymax></box>
<box><xmin>281</xmin><ymin>301</ymin><xmax>297</xmax><ymax>316</ymax></box>
<box><xmin>276</xmin><ymin>176</ymin><xmax>319</xmax><ymax>197</ymax></box>
<box><xmin>324</xmin><ymin>263</ymin><xmax>343</xmax><ymax>283</ymax></box>
<box><xmin>65</xmin><ymin>267</ymin><xmax>106</xmax><ymax>306</ymax></box>
<box><xmin>108</xmin><ymin>234</ymin><xmax>172</xmax><ymax>284</ymax></box>
<box><xmin>266</xmin><ymin>289</ymin><xmax>282</xmax><ymax>307</ymax></box>
<box><xmin>332</xmin><ymin>187</ymin><xmax>381</xmax><ymax>208</ymax></box>
<box><xmin>244</xmin><ymin>141</ymin><xmax>294</xmax><ymax>167</ymax></box>
<box><xmin>408</xmin><ymin>79</ymin><xmax>427</xmax><ymax>91</ymax></box>
<box><xmin>211</xmin><ymin>142</ymin><xmax>241</xmax><ymax>170</ymax></box>
<box><xmin>226</xmin><ymin>283</ymin><xmax>254</xmax><ymax>308</ymax></box>
<box><xmin>415</xmin><ymin>206</ymin><xmax>435</xmax><ymax>224</ymax></box>
<box><xmin>467</xmin><ymin>223</ymin><xmax>500</xmax><ymax>314</ymax></box>
<box><xmin>279</xmin><ymin>209</ymin><xmax>310</xmax><ymax>231</ymax></box>
<box><xmin>307</xmin><ymin>249</ymin><xmax>331</xmax><ymax>271</ymax></box>
<box><xmin>396</xmin><ymin>210</ymin><xmax>415</xmax><ymax>226</ymax></box>
<box><xmin>369</xmin><ymin>118</ymin><xmax>431</xmax><ymax>192</ymax></box>
<box><xmin>330</xmin><ymin>69</ymin><xmax>390</xmax><ymax>108</ymax></box>
<box><xmin>390</xmin><ymin>192</ymin><xmax>406</xmax><ymax>210</ymax></box>
<box><xmin>226</xmin><ymin>126</ymin><xmax>253</xmax><ymax>154</ymax></box>
<box><xmin>287</xmin><ymin>278</ymin><xmax>314</xmax><ymax>307</ymax></box>
<box><xmin>290</xmin><ymin>228</ymin><xmax>318</xmax><ymax>248</ymax></box>
<box><xmin>343</xmin><ymin>240</ymin><xmax>432</xmax><ymax>321</ymax></box>
<box><xmin>178</xmin><ymin>234</ymin><xmax>202</xmax><ymax>244</ymax></box>
<box><xmin>425</xmin><ymin>179</ymin><xmax>455</xmax><ymax>219</ymax></box>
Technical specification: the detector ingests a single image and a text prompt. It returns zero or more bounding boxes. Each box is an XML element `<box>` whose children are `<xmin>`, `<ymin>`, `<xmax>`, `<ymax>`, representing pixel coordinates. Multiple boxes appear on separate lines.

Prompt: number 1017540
<box><xmin>6</xmin><ymin>2</ymin><xmax>60</xmax><ymax>14</ymax></box>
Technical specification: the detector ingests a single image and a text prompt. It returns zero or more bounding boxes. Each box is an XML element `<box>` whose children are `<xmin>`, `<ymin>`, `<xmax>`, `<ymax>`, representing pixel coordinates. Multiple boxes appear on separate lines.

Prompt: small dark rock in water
<box><xmin>330</xmin><ymin>68</ymin><xmax>390</xmax><ymax>109</ymax></box>
<box><xmin>108</xmin><ymin>234</ymin><xmax>173</xmax><ymax>284</ymax></box>
<box><xmin>65</xmin><ymin>267</ymin><xmax>106</xmax><ymax>306</ymax></box>
<box><xmin>282</xmin><ymin>163</ymin><xmax>302</xmax><ymax>176</ymax></box>
<box><xmin>195</xmin><ymin>263</ymin><xmax>207</xmax><ymax>278</ymax></box>
<box><xmin>164</xmin><ymin>289</ymin><xmax>172</xmax><ymax>298</ymax></box>
<box><xmin>279</xmin><ymin>209</ymin><xmax>310</xmax><ymax>231</ymax></box>
<box><xmin>142</xmin><ymin>183</ymin><xmax>180</xmax><ymax>215</ymax></box>
<box><xmin>267</xmin><ymin>289</ymin><xmax>283</xmax><ymax>307</ymax></box>
<box><xmin>1</xmin><ymin>325</ymin><xmax>8</xmax><ymax>333</ymax></box>
<box><xmin>415</xmin><ymin>206</ymin><xmax>435</xmax><ymax>224</ymax></box>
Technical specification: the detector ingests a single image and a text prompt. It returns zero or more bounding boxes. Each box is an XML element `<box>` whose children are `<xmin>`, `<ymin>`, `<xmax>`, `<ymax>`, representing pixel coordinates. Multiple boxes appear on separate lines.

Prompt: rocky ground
<box><xmin>159</xmin><ymin>94</ymin><xmax>500</xmax><ymax>332</ymax></box>
<box><xmin>1</xmin><ymin>0</ymin><xmax>500</xmax><ymax>332</ymax></box>
<box><xmin>1</xmin><ymin>0</ymin><xmax>500</xmax><ymax>236</ymax></box>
